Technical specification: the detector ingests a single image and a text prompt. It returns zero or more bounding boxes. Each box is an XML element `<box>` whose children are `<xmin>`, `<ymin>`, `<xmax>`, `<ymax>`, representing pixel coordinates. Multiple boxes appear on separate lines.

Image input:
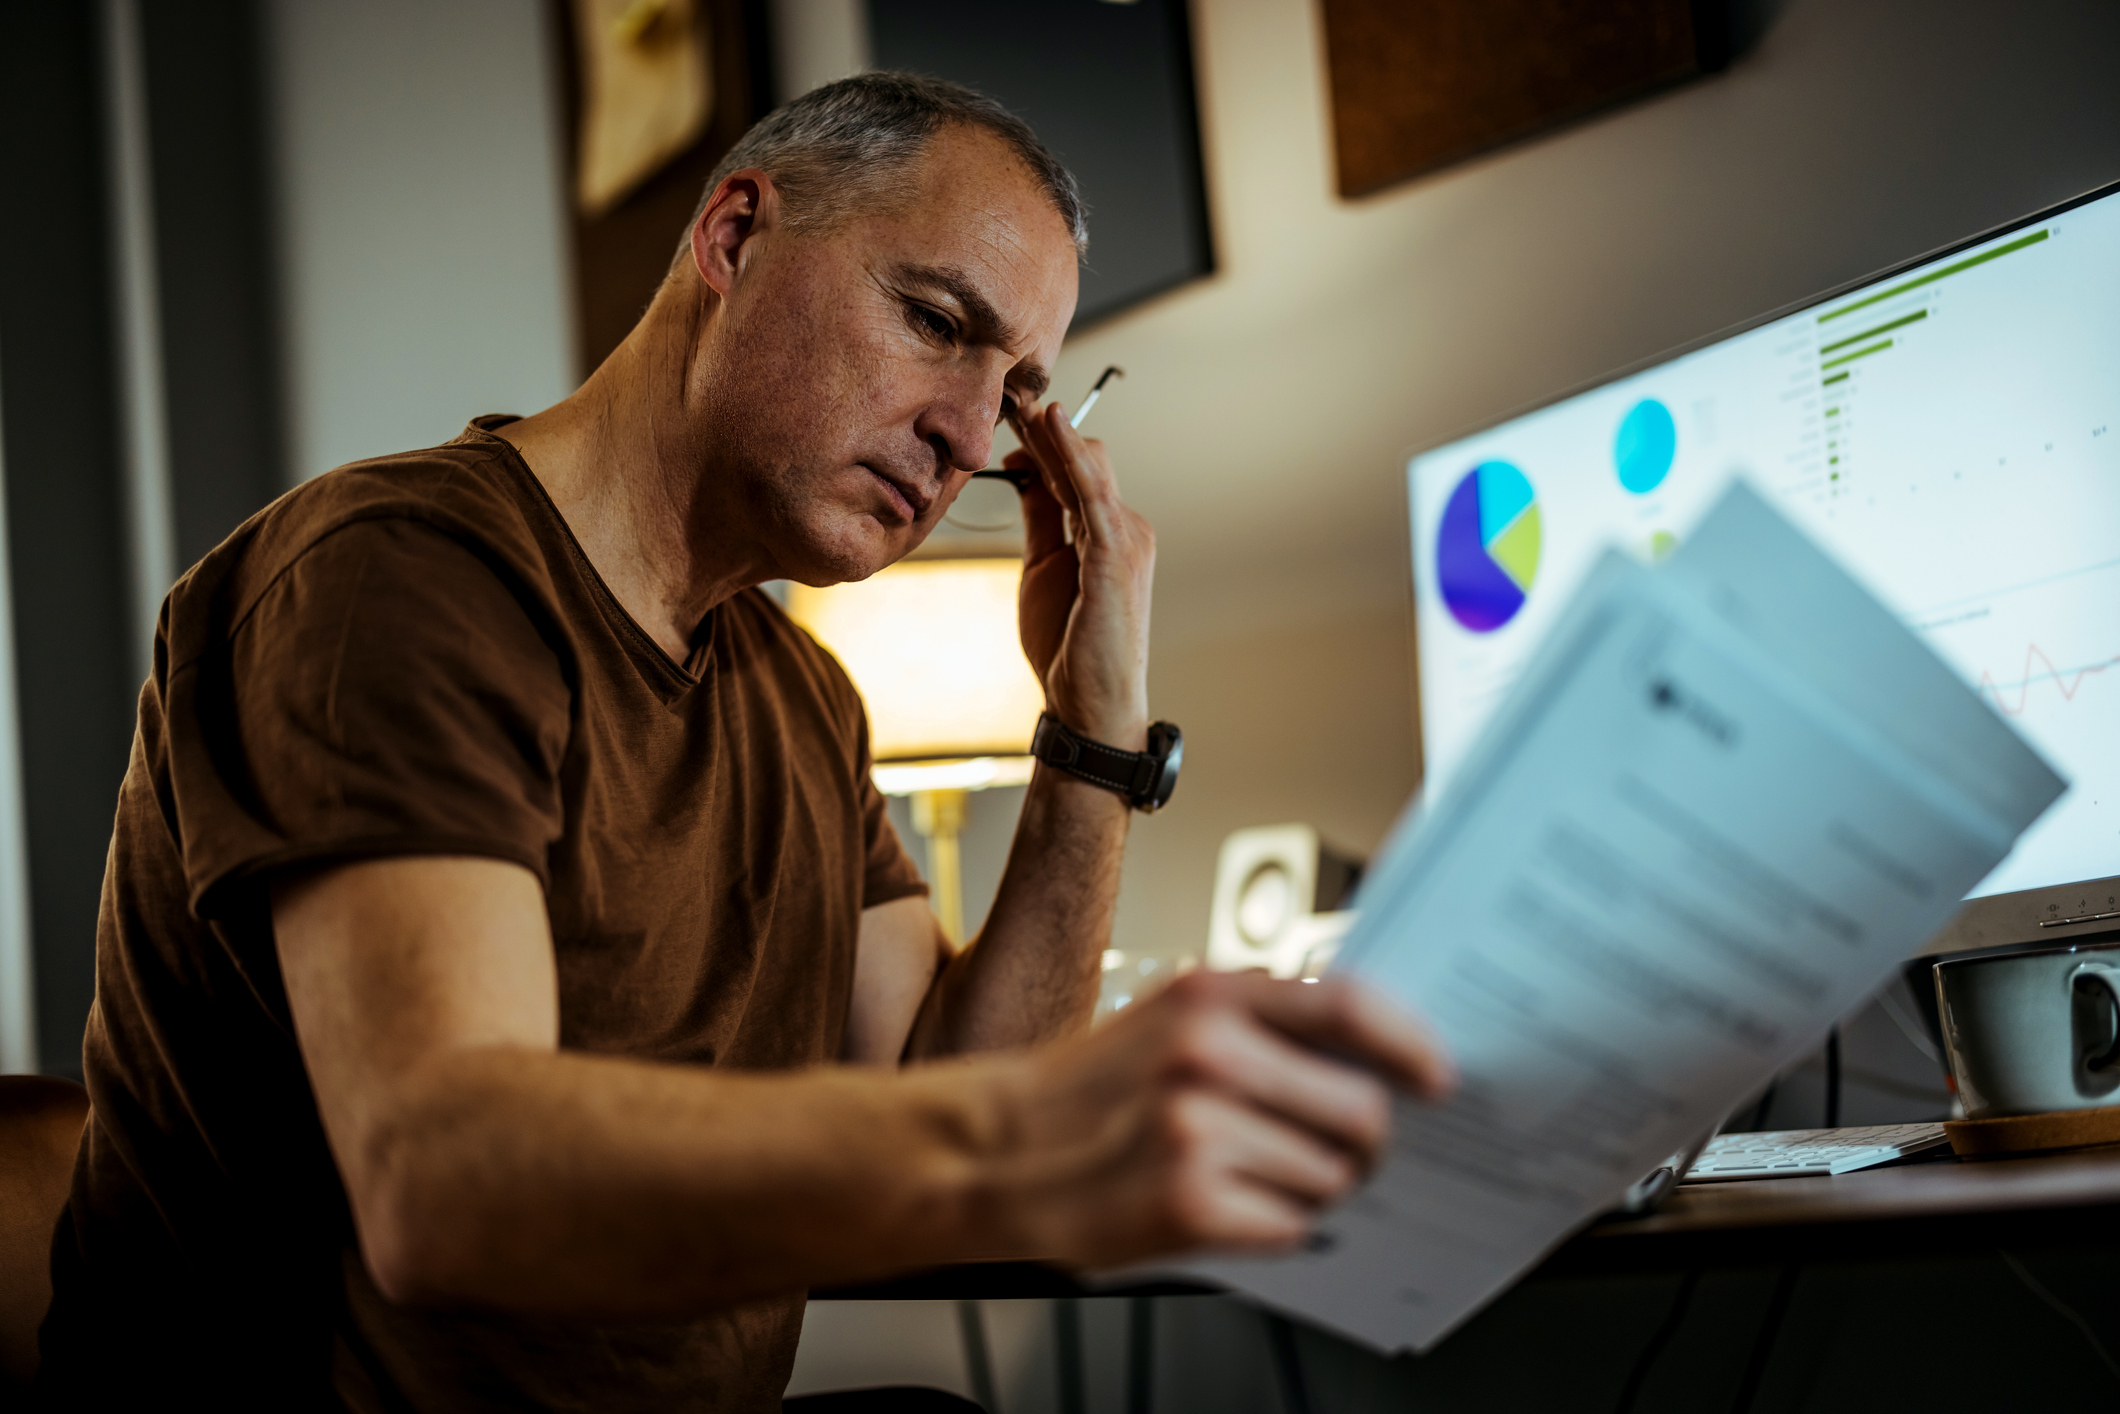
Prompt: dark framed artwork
<box><xmin>555</xmin><ymin>0</ymin><xmax>775</xmax><ymax>375</ymax></box>
<box><xmin>868</xmin><ymin>0</ymin><xmax>1215</xmax><ymax>329</ymax></box>
<box><xmin>1320</xmin><ymin>0</ymin><xmax>1749</xmax><ymax>199</ymax></box>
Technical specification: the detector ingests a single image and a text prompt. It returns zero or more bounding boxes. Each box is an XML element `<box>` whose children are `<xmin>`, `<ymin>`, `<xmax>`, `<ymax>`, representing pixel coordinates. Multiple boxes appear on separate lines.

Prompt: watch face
<box><xmin>1147</xmin><ymin>722</ymin><xmax>1183</xmax><ymax>810</ymax></box>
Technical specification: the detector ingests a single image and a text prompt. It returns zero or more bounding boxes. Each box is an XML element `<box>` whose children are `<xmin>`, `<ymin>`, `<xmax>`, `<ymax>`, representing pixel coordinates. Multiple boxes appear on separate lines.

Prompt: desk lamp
<box><xmin>786</xmin><ymin>559</ymin><xmax>1043</xmax><ymax>942</ymax></box>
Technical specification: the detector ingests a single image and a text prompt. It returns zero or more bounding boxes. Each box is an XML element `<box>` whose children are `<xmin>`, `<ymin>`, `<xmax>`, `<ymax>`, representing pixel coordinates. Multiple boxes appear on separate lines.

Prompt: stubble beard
<box><xmin>688</xmin><ymin>362</ymin><xmax>905</xmax><ymax>591</ymax></box>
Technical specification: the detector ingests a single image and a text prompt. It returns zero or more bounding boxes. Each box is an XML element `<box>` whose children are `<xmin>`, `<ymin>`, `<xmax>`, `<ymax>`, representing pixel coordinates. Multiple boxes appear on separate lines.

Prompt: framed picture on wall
<box><xmin>867</xmin><ymin>0</ymin><xmax>1215</xmax><ymax>329</ymax></box>
<box><xmin>557</xmin><ymin>0</ymin><xmax>776</xmax><ymax>376</ymax></box>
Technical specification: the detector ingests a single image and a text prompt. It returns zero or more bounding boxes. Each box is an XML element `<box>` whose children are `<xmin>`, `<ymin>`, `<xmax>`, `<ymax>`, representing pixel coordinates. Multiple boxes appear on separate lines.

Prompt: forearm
<box><xmin>907</xmin><ymin>764</ymin><xmax>1130</xmax><ymax>1058</ymax></box>
<box><xmin>355</xmin><ymin>1045</ymin><xmax>1030</xmax><ymax>1315</ymax></box>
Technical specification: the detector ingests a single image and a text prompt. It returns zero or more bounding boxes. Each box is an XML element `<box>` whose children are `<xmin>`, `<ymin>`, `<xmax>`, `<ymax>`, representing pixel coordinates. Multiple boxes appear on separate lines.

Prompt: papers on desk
<box><xmin>1163</xmin><ymin>483</ymin><xmax>2065</xmax><ymax>1353</ymax></box>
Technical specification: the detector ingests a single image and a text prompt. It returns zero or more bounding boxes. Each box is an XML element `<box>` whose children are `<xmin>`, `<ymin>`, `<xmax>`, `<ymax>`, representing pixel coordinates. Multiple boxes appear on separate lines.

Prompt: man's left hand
<box><xmin>1003</xmin><ymin>400</ymin><xmax>1155</xmax><ymax>752</ymax></box>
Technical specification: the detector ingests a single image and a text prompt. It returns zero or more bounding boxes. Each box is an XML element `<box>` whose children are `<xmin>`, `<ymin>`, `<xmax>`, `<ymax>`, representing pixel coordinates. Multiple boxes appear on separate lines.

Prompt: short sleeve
<box><xmin>168</xmin><ymin>517</ymin><xmax>572</xmax><ymax>917</ymax></box>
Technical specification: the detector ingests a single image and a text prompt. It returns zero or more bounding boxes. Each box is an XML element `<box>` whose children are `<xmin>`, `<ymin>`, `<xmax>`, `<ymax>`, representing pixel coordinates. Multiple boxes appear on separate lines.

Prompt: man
<box><xmin>38</xmin><ymin>74</ymin><xmax>1449</xmax><ymax>1410</ymax></box>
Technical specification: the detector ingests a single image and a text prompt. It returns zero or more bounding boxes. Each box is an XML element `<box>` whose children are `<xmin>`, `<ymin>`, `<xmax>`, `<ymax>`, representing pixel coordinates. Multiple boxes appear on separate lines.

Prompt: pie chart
<box><xmin>1437</xmin><ymin>461</ymin><xmax>1541</xmax><ymax>632</ymax></box>
<box><xmin>1615</xmin><ymin>398</ymin><xmax>1676</xmax><ymax>493</ymax></box>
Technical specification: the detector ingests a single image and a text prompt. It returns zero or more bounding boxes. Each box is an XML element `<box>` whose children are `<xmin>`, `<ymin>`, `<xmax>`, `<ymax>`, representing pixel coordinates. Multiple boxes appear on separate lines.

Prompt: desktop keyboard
<box><xmin>1682</xmin><ymin>1122</ymin><xmax>1950</xmax><ymax>1182</ymax></box>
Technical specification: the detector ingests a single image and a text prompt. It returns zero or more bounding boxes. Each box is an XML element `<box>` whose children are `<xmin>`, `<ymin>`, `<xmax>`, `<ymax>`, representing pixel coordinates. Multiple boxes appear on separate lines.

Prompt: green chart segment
<box><xmin>1820</xmin><ymin>309</ymin><xmax>1927</xmax><ymax>356</ymax></box>
<box><xmin>1823</xmin><ymin>339</ymin><xmax>1893</xmax><ymax>371</ymax></box>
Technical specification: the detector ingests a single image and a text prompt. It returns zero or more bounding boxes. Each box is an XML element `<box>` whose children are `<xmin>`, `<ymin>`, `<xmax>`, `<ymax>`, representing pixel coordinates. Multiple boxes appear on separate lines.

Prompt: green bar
<box><xmin>1822</xmin><ymin>371</ymin><xmax>1850</xmax><ymax>387</ymax></box>
<box><xmin>1819</xmin><ymin>229</ymin><xmax>2049</xmax><ymax>323</ymax></box>
<box><xmin>1820</xmin><ymin>308</ymin><xmax>1928</xmax><ymax>354</ymax></box>
<box><xmin>1822</xmin><ymin>339</ymin><xmax>1892</xmax><ymax>370</ymax></box>
<box><xmin>1825</xmin><ymin>406</ymin><xmax>1841</xmax><ymax>416</ymax></box>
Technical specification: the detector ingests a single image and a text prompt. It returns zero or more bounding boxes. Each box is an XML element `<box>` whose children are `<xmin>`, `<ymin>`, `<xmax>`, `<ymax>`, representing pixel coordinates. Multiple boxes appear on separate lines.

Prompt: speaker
<box><xmin>1206</xmin><ymin>824</ymin><xmax>1363</xmax><ymax>979</ymax></box>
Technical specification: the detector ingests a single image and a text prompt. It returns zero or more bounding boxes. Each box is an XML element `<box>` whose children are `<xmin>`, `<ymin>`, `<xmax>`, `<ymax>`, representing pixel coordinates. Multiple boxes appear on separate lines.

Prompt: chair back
<box><xmin>0</xmin><ymin>1076</ymin><xmax>88</xmax><ymax>1390</ymax></box>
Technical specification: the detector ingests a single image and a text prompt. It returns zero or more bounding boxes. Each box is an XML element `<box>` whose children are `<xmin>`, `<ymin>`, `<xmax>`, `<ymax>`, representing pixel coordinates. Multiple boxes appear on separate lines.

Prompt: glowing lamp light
<box><xmin>786</xmin><ymin>558</ymin><xmax>1044</xmax><ymax>941</ymax></box>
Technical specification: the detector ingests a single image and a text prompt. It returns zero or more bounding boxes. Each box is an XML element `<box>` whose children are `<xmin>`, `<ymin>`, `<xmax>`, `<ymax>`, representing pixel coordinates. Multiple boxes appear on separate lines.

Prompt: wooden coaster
<box><xmin>1945</xmin><ymin>1105</ymin><xmax>2120</xmax><ymax>1157</ymax></box>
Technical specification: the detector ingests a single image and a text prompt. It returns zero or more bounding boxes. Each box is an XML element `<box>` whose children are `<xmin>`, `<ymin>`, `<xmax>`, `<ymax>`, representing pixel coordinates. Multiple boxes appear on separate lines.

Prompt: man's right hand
<box><xmin>976</xmin><ymin>970</ymin><xmax>1454</xmax><ymax>1270</ymax></box>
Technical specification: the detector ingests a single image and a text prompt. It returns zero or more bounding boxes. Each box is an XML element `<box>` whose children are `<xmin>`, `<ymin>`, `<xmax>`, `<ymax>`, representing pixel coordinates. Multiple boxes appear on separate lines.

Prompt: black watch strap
<box><xmin>1030</xmin><ymin>712</ymin><xmax>1182</xmax><ymax>812</ymax></box>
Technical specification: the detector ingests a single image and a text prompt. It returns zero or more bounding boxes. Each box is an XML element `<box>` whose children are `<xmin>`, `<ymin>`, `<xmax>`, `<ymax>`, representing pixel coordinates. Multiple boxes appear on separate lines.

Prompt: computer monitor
<box><xmin>1406</xmin><ymin>179</ymin><xmax>2120</xmax><ymax>958</ymax></box>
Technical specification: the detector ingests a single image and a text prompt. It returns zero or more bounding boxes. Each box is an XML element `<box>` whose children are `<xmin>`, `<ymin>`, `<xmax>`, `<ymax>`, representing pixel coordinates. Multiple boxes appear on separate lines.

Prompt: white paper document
<box><xmin>1166</xmin><ymin>484</ymin><xmax>2066</xmax><ymax>1353</ymax></box>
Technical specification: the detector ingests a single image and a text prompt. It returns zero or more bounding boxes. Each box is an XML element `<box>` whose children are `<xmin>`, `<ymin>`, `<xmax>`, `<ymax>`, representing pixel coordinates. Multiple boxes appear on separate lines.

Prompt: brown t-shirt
<box><xmin>36</xmin><ymin>419</ymin><xmax>926</xmax><ymax>1411</ymax></box>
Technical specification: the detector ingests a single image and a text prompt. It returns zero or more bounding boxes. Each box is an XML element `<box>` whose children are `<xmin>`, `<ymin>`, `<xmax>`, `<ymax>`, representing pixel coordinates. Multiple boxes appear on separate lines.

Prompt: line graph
<box><xmin>1976</xmin><ymin>643</ymin><xmax>2120</xmax><ymax>716</ymax></box>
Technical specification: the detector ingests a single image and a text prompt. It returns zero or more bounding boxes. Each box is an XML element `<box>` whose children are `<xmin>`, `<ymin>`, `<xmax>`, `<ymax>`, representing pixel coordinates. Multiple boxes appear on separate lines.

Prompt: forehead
<box><xmin>858</xmin><ymin>126</ymin><xmax>1080</xmax><ymax>345</ymax></box>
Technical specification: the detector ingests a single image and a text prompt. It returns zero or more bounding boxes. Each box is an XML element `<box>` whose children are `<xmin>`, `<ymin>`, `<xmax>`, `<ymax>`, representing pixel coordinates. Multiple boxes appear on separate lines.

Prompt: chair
<box><xmin>0</xmin><ymin>1076</ymin><xmax>89</xmax><ymax>1390</ymax></box>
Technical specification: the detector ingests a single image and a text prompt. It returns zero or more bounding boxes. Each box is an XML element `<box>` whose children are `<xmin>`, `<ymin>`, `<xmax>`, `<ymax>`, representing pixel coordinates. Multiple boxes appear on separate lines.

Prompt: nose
<box><xmin>914</xmin><ymin>371</ymin><xmax>1002</xmax><ymax>479</ymax></box>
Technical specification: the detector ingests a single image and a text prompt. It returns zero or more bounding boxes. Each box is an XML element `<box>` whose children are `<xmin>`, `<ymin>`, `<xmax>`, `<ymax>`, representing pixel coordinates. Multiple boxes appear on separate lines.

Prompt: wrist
<box><xmin>1030</xmin><ymin>711</ymin><xmax>1182</xmax><ymax>815</ymax></box>
<box><xmin>1026</xmin><ymin>761</ymin><xmax>1138</xmax><ymax>824</ymax></box>
<box><xmin>1050</xmin><ymin>708</ymin><xmax>1148</xmax><ymax>754</ymax></box>
<box><xmin>935</xmin><ymin>1056</ymin><xmax>1052</xmax><ymax>1261</ymax></box>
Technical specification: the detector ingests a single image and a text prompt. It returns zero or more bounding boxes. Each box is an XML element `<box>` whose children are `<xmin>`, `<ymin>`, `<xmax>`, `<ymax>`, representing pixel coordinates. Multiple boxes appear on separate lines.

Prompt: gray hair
<box><xmin>680</xmin><ymin>71</ymin><xmax>1087</xmax><ymax>260</ymax></box>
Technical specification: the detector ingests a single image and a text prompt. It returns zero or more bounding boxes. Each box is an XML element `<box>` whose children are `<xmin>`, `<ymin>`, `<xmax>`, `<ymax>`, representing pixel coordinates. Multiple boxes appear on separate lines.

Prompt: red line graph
<box><xmin>1978</xmin><ymin>643</ymin><xmax>2120</xmax><ymax>715</ymax></box>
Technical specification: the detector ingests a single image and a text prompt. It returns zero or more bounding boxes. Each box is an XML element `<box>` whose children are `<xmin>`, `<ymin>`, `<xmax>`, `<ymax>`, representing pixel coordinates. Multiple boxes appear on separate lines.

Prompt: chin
<box><xmin>787</xmin><ymin>516</ymin><xmax>916</xmax><ymax>587</ymax></box>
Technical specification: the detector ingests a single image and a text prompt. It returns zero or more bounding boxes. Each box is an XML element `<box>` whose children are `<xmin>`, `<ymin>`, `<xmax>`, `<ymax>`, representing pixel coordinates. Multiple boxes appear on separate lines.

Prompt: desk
<box><xmin>1553</xmin><ymin>1144</ymin><xmax>2120</xmax><ymax>1274</ymax></box>
<box><xmin>816</xmin><ymin>1145</ymin><xmax>2120</xmax><ymax>1300</ymax></box>
<box><xmin>814</xmin><ymin>1150</ymin><xmax>2120</xmax><ymax>1413</ymax></box>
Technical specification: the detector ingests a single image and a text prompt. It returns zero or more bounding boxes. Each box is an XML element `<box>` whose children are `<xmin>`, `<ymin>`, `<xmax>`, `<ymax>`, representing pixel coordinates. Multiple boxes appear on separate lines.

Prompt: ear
<box><xmin>688</xmin><ymin>168</ymin><xmax>779</xmax><ymax>299</ymax></box>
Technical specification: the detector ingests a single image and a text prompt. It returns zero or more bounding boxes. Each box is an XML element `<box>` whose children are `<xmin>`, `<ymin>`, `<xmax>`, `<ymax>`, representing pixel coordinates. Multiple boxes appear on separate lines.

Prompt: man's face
<box><xmin>695</xmin><ymin>126</ymin><xmax>1079</xmax><ymax>586</ymax></box>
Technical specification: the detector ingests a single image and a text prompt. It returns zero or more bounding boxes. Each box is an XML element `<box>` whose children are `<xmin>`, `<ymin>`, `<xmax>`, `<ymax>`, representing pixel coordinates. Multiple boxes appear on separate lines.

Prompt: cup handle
<box><xmin>2072</xmin><ymin>966</ymin><xmax>2120</xmax><ymax>1075</ymax></box>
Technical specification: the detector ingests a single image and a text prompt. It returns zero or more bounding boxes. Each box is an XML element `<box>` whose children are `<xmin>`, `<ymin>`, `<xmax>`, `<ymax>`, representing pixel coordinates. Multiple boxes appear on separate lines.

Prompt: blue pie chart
<box><xmin>1615</xmin><ymin>399</ymin><xmax>1676</xmax><ymax>494</ymax></box>
<box><xmin>1437</xmin><ymin>462</ymin><xmax>1541</xmax><ymax>633</ymax></box>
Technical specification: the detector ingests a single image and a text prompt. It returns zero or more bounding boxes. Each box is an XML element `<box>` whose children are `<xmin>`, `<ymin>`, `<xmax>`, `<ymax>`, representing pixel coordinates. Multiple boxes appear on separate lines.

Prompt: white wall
<box><xmin>771</xmin><ymin>0</ymin><xmax>871</xmax><ymax>103</ymax></box>
<box><xmin>265</xmin><ymin>0</ymin><xmax>578</xmax><ymax>482</ymax></box>
<box><xmin>1054</xmin><ymin>0</ymin><xmax>2120</xmax><ymax>973</ymax></box>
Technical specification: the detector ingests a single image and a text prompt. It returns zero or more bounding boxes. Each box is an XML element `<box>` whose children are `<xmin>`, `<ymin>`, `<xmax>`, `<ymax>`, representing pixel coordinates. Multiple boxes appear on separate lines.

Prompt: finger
<box><xmin>1003</xmin><ymin>409</ymin><xmax>1055</xmax><ymax>495</ymax></box>
<box><xmin>1031</xmin><ymin>402</ymin><xmax>1125</xmax><ymax>545</ymax></box>
<box><xmin>1180</xmin><ymin>1181</ymin><xmax>1314</xmax><ymax>1254</ymax></box>
<box><xmin>1006</xmin><ymin>448</ymin><xmax>1069</xmax><ymax>564</ymax></box>
<box><xmin>1201</xmin><ymin>973</ymin><xmax>1458</xmax><ymax>1100</ymax></box>
<box><xmin>1170</xmin><ymin>1006</ymin><xmax>1396</xmax><ymax>1169</ymax></box>
<box><xmin>1036</xmin><ymin>398</ymin><xmax>1118</xmax><ymax>494</ymax></box>
<box><xmin>1177</xmin><ymin>1090</ymin><xmax>1362</xmax><ymax>1208</ymax></box>
<box><xmin>1013</xmin><ymin>404</ymin><xmax>1085</xmax><ymax>523</ymax></box>
<box><xmin>1038</xmin><ymin>402</ymin><xmax>1127</xmax><ymax>536</ymax></box>
<box><xmin>1008</xmin><ymin>408</ymin><xmax>1087</xmax><ymax>552</ymax></box>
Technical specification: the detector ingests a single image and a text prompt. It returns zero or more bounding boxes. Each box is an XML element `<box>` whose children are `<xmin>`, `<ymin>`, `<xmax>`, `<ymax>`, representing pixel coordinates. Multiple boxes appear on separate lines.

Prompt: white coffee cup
<box><xmin>1933</xmin><ymin>940</ymin><xmax>2120</xmax><ymax>1120</ymax></box>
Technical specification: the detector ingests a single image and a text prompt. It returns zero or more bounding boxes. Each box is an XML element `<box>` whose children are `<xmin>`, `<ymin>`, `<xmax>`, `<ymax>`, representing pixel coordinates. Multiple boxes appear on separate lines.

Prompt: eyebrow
<box><xmin>892</xmin><ymin>262</ymin><xmax>1051</xmax><ymax>402</ymax></box>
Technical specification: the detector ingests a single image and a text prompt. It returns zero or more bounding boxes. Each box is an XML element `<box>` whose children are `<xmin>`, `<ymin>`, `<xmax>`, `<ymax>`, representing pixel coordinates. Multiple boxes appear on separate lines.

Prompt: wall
<box><xmin>265</xmin><ymin>0</ymin><xmax>579</xmax><ymax>482</ymax></box>
<box><xmin>771</xmin><ymin>0</ymin><xmax>870</xmax><ymax>103</ymax></box>
<box><xmin>1054</xmin><ymin>0</ymin><xmax>2120</xmax><ymax>972</ymax></box>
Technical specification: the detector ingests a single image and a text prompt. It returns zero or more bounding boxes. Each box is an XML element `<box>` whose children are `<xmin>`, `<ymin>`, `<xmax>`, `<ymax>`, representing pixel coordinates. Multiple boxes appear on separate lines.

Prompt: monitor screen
<box><xmin>1408</xmin><ymin>183</ymin><xmax>2120</xmax><ymax>902</ymax></box>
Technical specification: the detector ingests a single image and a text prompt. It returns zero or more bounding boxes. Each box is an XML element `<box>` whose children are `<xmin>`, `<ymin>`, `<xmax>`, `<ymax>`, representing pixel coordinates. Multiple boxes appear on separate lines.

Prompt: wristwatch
<box><xmin>1030</xmin><ymin>711</ymin><xmax>1183</xmax><ymax>813</ymax></box>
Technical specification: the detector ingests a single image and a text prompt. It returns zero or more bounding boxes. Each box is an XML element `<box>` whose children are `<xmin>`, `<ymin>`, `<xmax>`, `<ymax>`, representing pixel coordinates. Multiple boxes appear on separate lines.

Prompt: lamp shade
<box><xmin>785</xmin><ymin>558</ymin><xmax>1046</xmax><ymax>762</ymax></box>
